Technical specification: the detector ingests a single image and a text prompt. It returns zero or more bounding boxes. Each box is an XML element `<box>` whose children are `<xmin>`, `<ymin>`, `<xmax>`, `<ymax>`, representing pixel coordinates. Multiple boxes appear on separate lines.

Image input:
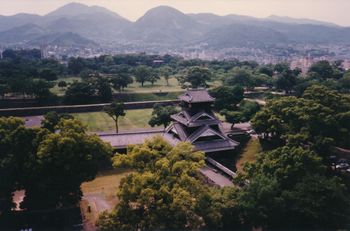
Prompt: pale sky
<box><xmin>1</xmin><ymin>0</ymin><xmax>350</xmax><ymax>26</ymax></box>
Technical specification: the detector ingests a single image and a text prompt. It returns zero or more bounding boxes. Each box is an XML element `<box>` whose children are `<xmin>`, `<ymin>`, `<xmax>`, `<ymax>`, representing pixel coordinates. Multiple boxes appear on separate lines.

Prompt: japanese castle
<box><xmin>164</xmin><ymin>88</ymin><xmax>239</xmax><ymax>154</ymax></box>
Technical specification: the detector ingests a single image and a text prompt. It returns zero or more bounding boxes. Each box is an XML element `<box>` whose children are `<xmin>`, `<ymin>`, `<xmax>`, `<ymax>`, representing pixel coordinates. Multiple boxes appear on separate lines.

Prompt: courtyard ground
<box><xmin>80</xmin><ymin>169</ymin><xmax>131</xmax><ymax>231</ymax></box>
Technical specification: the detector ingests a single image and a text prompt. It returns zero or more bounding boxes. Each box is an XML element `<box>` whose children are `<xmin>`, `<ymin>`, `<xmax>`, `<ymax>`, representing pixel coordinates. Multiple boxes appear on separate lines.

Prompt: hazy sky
<box><xmin>2</xmin><ymin>0</ymin><xmax>350</xmax><ymax>26</ymax></box>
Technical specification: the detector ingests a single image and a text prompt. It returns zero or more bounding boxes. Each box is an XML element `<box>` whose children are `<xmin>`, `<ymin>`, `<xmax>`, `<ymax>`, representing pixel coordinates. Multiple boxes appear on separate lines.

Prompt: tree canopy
<box><xmin>251</xmin><ymin>85</ymin><xmax>350</xmax><ymax>150</ymax></box>
<box><xmin>235</xmin><ymin>146</ymin><xmax>350</xmax><ymax>229</ymax></box>
<box><xmin>98</xmin><ymin>137</ymin><xmax>220</xmax><ymax>231</ymax></box>
<box><xmin>183</xmin><ymin>66</ymin><xmax>212</xmax><ymax>88</ymax></box>
<box><xmin>210</xmin><ymin>86</ymin><xmax>244</xmax><ymax>111</ymax></box>
<box><xmin>148</xmin><ymin>103</ymin><xmax>179</xmax><ymax>128</ymax></box>
<box><xmin>0</xmin><ymin>116</ymin><xmax>112</xmax><ymax>214</ymax></box>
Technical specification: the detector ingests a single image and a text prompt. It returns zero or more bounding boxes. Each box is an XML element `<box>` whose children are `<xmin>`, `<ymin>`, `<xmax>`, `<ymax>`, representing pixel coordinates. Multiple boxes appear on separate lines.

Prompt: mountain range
<box><xmin>0</xmin><ymin>2</ymin><xmax>349</xmax><ymax>50</ymax></box>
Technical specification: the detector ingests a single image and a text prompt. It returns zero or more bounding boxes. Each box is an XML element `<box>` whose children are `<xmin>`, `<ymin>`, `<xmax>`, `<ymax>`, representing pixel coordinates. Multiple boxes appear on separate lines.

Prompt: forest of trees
<box><xmin>1</xmin><ymin>49</ymin><xmax>350</xmax><ymax>106</ymax></box>
<box><xmin>0</xmin><ymin>114</ymin><xmax>112</xmax><ymax>227</ymax></box>
<box><xmin>1</xmin><ymin>49</ymin><xmax>350</xmax><ymax>230</ymax></box>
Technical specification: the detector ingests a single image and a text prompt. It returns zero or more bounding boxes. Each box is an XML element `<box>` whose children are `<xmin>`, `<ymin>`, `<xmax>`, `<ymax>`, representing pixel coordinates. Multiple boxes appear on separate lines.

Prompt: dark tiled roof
<box><xmin>100</xmin><ymin>131</ymin><xmax>163</xmax><ymax>148</ymax></box>
<box><xmin>194</xmin><ymin>139</ymin><xmax>239</xmax><ymax>153</ymax></box>
<box><xmin>165</xmin><ymin>122</ymin><xmax>188</xmax><ymax>141</ymax></box>
<box><xmin>171</xmin><ymin>110</ymin><xmax>220</xmax><ymax>127</ymax></box>
<box><xmin>179</xmin><ymin>89</ymin><xmax>215</xmax><ymax>103</ymax></box>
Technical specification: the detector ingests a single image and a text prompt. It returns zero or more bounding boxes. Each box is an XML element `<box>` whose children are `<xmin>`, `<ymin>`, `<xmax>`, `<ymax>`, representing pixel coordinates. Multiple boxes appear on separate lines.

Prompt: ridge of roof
<box><xmin>179</xmin><ymin>88</ymin><xmax>215</xmax><ymax>103</ymax></box>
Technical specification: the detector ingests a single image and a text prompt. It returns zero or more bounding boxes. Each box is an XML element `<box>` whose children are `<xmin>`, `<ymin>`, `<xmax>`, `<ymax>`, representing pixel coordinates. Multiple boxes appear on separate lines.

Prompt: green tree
<box><xmin>104</xmin><ymin>101</ymin><xmax>126</xmax><ymax>133</ymax></box>
<box><xmin>98</xmin><ymin>137</ymin><xmax>220</xmax><ymax>231</ymax></box>
<box><xmin>184</xmin><ymin>66</ymin><xmax>212</xmax><ymax>88</ymax></box>
<box><xmin>0</xmin><ymin>84</ymin><xmax>9</xmax><ymax>99</ymax></box>
<box><xmin>236</xmin><ymin>146</ymin><xmax>350</xmax><ymax>229</ymax></box>
<box><xmin>258</xmin><ymin>65</ymin><xmax>274</xmax><ymax>77</ymax></box>
<box><xmin>39</xmin><ymin>68</ymin><xmax>58</xmax><ymax>81</ymax></box>
<box><xmin>30</xmin><ymin>79</ymin><xmax>54</xmax><ymax>100</ymax></box>
<box><xmin>210</xmin><ymin>86</ymin><xmax>244</xmax><ymax>111</ymax></box>
<box><xmin>57</xmin><ymin>80</ymin><xmax>67</xmax><ymax>89</ymax></box>
<box><xmin>68</xmin><ymin>57</ymin><xmax>86</xmax><ymax>75</ymax></box>
<box><xmin>274</xmin><ymin>69</ymin><xmax>299</xmax><ymax>94</ymax></box>
<box><xmin>64</xmin><ymin>81</ymin><xmax>95</xmax><ymax>104</ymax></box>
<box><xmin>134</xmin><ymin>65</ymin><xmax>152</xmax><ymax>87</ymax></box>
<box><xmin>308</xmin><ymin>60</ymin><xmax>334</xmax><ymax>80</ymax></box>
<box><xmin>41</xmin><ymin>111</ymin><xmax>74</xmax><ymax>132</ymax></box>
<box><xmin>159</xmin><ymin>66</ymin><xmax>173</xmax><ymax>86</ymax></box>
<box><xmin>225</xmin><ymin>67</ymin><xmax>255</xmax><ymax>89</ymax></box>
<box><xmin>95</xmin><ymin>78</ymin><xmax>113</xmax><ymax>102</ymax></box>
<box><xmin>340</xmin><ymin>72</ymin><xmax>350</xmax><ymax>90</ymax></box>
<box><xmin>250</xmin><ymin>88</ymin><xmax>348</xmax><ymax>150</ymax></box>
<box><xmin>0</xmin><ymin>117</ymin><xmax>25</xmax><ymax>214</ymax></box>
<box><xmin>148</xmin><ymin>69</ymin><xmax>160</xmax><ymax>86</ymax></box>
<box><xmin>111</xmin><ymin>74</ymin><xmax>133</xmax><ymax>92</ymax></box>
<box><xmin>149</xmin><ymin>103</ymin><xmax>179</xmax><ymax>129</ymax></box>
<box><xmin>21</xmin><ymin>119</ymin><xmax>112</xmax><ymax>210</ymax></box>
<box><xmin>221</xmin><ymin>110</ymin><xmax>244</xmax><ymax>129</ymax></box>
<box><xmin>220</xmin><ymin>100</ymin><xmax>260</xmax><ymax>129</ymax></box>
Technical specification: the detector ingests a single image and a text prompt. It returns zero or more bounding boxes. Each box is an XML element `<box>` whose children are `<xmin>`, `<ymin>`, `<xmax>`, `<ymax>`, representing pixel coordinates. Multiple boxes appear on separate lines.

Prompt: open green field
<box><xmin>125</xmin><ymin>76</ymin><xmax>183</xmax><ymax>93</ymax></box>
<box><xmin>50</xmin><ymin>76</ymin><xmax>81</xmax><ymax>96</ymax></box>
<box><xmin>50</xmin><ymin>75</ymin><xmax>223</xmax><ymax>97</ymax></box>
<box><xmin>236</xmin><ymin>137</ymin><xmax>262</xmax><ymax>171</ymax></box>
<box><xmin>72</xmin><ymin>109</ymin><xmax>159</xmax><ymax>132</ymax></box>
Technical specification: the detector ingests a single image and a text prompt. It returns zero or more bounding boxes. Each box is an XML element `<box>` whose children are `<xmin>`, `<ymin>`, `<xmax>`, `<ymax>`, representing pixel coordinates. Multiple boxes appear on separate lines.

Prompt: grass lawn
<box><xmin>50</xmin><ymin>75</ymin><xmax>223</xmax><ymax>97</ymax></box>
<box><xmin>72</xmin><ymin>109</ymin><xmax>159</xmax><ymax>132</ymax></box>
<box><xmin>81</xmin><ymin>169</ymin><xmax>130</xmax><ymax>202</ymax></box>
<box><xmin>236</xmin><ymin>137</ymin><xmax>262</xmax><ymax>172</ymax></box>
<box><xmin>119</xmin><ymin>91</ymin><xmax>182</xmax><ymax>102</ymax></box>
<box><xmin>80</xmin><ymin>169</ymin><xmax>131</xmax><ymax>227</ymax></box>
<box><xmin>124</xmin><ymin>76</ymin><xmax>183</xmax><ymax>93</ymax></box>
<box><xmin>50</xmin><ymin>76</ymin><xmax>81</xmax><ymax>96</ymax></box>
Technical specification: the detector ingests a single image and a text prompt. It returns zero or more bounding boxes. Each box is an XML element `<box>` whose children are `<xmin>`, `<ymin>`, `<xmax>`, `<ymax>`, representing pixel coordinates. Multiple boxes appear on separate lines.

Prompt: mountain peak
<box><xmin>136</xmin><ymin>5</ymin><xmax>195</xmax><ymax>26</ymax></box>
<box><xmin>147</xmin><ymin>5</ymin><xmax>183</xmax><ymax>13</ymax></box>
<box><xmin>139</xmin><ymin>5</ymin><xmax>186</xmax><ymax>20</ymax></box>
<box><xmin>45</xmin><ymin>2</ymin><xmax>125</xmax><ymax>20</ymax></box>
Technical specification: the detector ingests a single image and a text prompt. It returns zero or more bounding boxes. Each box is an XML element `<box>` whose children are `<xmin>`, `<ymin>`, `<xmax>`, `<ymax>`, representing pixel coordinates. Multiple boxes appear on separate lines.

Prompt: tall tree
<box><xmin>210</xmin><ymin>86</ymin><xmax>244</xmax><ymax>111</ymax></box>
<box><xmin>134</xmin><ymin>65</ymin><xmax>152</xmax><ymax>87</ymax></box>
<box><xmin>0</xmin><ymin>117</ymin><xmax>25</xmax><ymax>214</ymax></box>
<box><xmin>235</xmin><ymin>146</ymin><xmax>350</xmax><ymax>229</ymax></box>
<box><xmin>184</xmin><ymin>66</ymin><xmax>212</xmax><ymax>88</ymax></box>
<box><xmin>149</xmin><ymin>103</ymin><xmax>179</xmax><ymax>129</ymax></box>
<box><xmin>308</xmin><ymin>60</ymin><xmax>335</xmax><ymax>80</ymax></box>
<box><xmin>21</xmin><ymin>119</ymin><xmax>112</xmax><ymax>210</ymax></box>
<box><xmin>159</xmin><ymin>66</ymin><xmax>173</xmax><ymax>86</ymax></box>
<box><xmin>148</xmin><ymin>69</ymin><xmax>160</xmax><ymax>86</ymax></box>
<box><xmin>225</xmin><ymin>67</ymin><xmax>255</xmax><ymax>89</ymax></box>
<box><xmin>110</xmin><ymin>73</ymin><xmax>133</xmax><ymax>92</ymax></box>
<box><xmin>104</xmin><ymin>101</ymin><xmax>126</xmax><ymax>133</ymax></box>
<box><xmin>64</xmin><ymin>81</ymin><xmax>95</xmax><ymax>105</ymax></box>
<box><xmin>41</xmin><ymin>111</ymin><xmax>73</xmax><ymax>132</ymax></box>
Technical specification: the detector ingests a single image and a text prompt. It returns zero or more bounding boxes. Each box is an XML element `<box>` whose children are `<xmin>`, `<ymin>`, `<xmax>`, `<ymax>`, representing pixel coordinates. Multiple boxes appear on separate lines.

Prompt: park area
<box><xmin>23</xmin><ymin>109</ymin><xmax>160</xmax><ymax>132</ymax></box>
<box><xmin>51</xmin><ymin>76</ymin><xmax>183</xmax><ymax>96</ymax></box>
<box><xmin>72</xmin><ymin>109</ymin><xmax>159</xmax><ymax>132</ymax></box>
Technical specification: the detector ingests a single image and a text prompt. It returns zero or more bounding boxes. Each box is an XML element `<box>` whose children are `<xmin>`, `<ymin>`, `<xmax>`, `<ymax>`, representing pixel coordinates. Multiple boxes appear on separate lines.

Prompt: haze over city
<box><xmin>1</xmin><ymin>0</ymin><xmax>350</xmax><ymax>26</ymax></box>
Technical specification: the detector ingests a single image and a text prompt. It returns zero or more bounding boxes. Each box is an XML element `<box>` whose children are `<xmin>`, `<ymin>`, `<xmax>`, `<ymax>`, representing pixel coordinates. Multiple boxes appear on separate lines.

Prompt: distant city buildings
<box><xmin>3</xmin><ymin>42</ymin><xmax>350</xmax><ymax>69</ymax></box>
